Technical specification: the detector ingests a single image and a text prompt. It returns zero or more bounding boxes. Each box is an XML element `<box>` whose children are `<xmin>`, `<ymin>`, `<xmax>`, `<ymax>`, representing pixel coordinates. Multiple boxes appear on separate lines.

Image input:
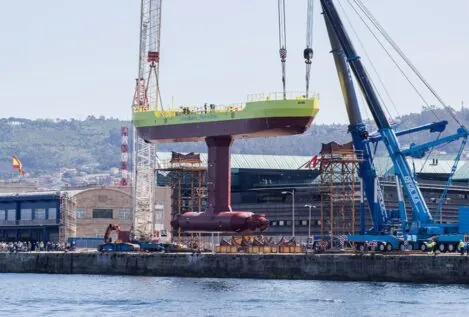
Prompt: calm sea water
<box><xmin>1</xmin><ymin>274</ymin><xmax>469</xmax><ymax>317</ymax></box>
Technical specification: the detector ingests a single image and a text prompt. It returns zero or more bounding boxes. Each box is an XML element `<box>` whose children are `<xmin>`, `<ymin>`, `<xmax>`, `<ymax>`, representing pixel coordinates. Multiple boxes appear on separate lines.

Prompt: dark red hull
<box><xmin>137</xmin><ymin>116</ymin><xmax>314</xmax><ymax>143</ymax></box>
<box><xmin>171</xmin><ymin>211</ymin><xmax>269</xmax><ymax>233</ymax></box>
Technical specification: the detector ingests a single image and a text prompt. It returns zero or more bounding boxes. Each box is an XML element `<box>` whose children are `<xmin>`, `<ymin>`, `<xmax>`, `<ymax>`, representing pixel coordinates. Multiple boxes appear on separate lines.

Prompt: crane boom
<box><xmin>278</xmin><ymin>0</ymin><xmax>287</xmax><ymax>100</ymax></box>
<box><xmin>132</xmin><ymin>0</ymin><xmax>163</xmax><ymax>241</ymax></box>
<box><xmin>323</xmin><ymin>13</ymin><xmax>387</xmax><ymax>233</ymax></box>
<box><xmin>304</xmin><ymin>0</ymin><xmax>314</xmax><ymax>98</ymax></box>
<box><xmin>320</xmin><ymin>0</ymin><xmax>434</xmax><ymax>226</ymax></box>
<box><xmin>321</xmin><ymin>0</ymin><xmax>469</xmax><ymax>235</ymax></box>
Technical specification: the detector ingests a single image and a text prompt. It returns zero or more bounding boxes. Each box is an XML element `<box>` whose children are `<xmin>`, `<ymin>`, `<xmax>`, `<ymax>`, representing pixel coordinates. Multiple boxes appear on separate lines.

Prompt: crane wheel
<box><xmin>447</xmin><ymin>244</ymin><xmax>456</xmax><ymax>252</ymax></box>
<box><xmin>438</xmin><ymin>244</ymin><xmax>446</xmax><ymax>253</ymax></box>
<box><xmin>356</xmin><ymin>243</ymin><xmax>366</xmax><ymax>252</ymax></box>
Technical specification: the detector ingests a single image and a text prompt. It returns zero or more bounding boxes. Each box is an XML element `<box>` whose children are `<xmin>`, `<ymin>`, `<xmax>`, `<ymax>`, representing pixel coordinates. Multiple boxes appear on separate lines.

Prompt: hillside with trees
<box><xmin>0</xmin><ymin>107</ymin><xmax>468</xmax><ymax>178</ymax></box>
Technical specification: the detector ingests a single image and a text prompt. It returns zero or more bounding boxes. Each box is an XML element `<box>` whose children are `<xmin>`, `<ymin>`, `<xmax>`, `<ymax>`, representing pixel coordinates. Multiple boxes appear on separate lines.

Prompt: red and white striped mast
<box><xmin>119</xmin><ymin>126</ymin><xmax>129</xmax><ymax>186</ymax></box>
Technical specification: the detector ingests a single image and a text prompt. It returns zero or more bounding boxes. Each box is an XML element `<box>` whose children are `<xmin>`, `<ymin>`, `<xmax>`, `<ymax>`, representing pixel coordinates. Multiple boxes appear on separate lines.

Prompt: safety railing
<box><xmin>246</xmin><ymin>91</ymin><xmax>319</xmax><ymax>102</ymax></box>
<box><xmin>133</xmin><ymin>103</ymin><xmax>245</xmax><ymax>116</ymax></box>
<box><xmin>133</xmin><ymin>92</ymin><xmax>319</xmax><ymax>117</ymax></box>
<box><xmin>0</xmin><ymin>220</ymin><xmax>16</xmax><ymax>226</ymax></box>
<box><xmin>0</xmin><ymin>220</ymin><xmax>58</xmax><ymax>226</ymax></box>
<box><xmin>155</xmin><ymin>103</ymin><xmax>245</xmax><ymax>118</ymax></box>
<box><xmin>13</xmin><ymin>220</ymin><xmax>58</xmax><ymax>226</ymax></box>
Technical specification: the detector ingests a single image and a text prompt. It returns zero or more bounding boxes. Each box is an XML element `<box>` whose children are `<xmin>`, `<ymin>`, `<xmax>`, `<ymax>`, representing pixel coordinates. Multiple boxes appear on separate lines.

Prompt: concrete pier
<box><xmin>1</xmin><ymin>252</ymin><xmax>469</xmax><ymax>284</ymax></box>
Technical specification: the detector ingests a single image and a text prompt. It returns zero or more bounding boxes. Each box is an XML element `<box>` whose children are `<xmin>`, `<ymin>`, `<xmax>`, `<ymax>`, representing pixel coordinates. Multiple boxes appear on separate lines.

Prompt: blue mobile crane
<box><xmin>320</xmin><ymin>0</ymin><xmax>469</xmax><ymax>251</ymax></box>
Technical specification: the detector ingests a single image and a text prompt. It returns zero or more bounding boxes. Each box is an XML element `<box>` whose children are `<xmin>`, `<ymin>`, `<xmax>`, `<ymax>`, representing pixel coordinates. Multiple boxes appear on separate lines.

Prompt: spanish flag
<box><xmin>12</xmin><ymin>156</ymin><xmax>25</xmax><ymax>175</ymax></box>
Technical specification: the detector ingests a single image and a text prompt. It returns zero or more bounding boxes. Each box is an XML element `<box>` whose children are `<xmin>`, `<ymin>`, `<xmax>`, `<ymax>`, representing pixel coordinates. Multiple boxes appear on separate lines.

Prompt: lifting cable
<box><xmin>345</xmin><ymin>1</ymin><xmax>467</xmax><ymax>216</ymax></box>
<box><xmin>345</xmin><ymin>0</ymin><xmax>449</xmax><ymax>175</ymax></box>
<box><xmin>278</xmin><ymin>0</ymin><xmax>287</xmax><ymax>100</ymax></box>
<box><xmin>155</xmin><ymin>72</ymin><xmax>164</xmax><ymax>111</ymax></box>
<box><xmin>418</xmin><ymin>132</ymin><xmax>442</xmax><ymax>174</ymax></box>
<box><xmin>337</xmin><ymin>1</ymin><xmax>394</xmax><ymax>121</ymax></box>
<box><xmin>145</xmin><ymin>63</ymin><xmax>165</xmax><ymax>111</ymax></box>
<box><xmin>345</xmin><ymin>0</ymin><xmax>439</xmax><ymax>121</ymax></box>
<box><xmin>435</xmin><ymin>137</ymin><xmax>468</xmax><ymax>220</ymax></box>
<box><xmin>341</xmin><ymin>0</ymin><xmax>400</xmax><ymax>120</ymax></box>
<box><xmin>304</xmin><ymin>0</ymin><xmax>314</xmax><ymax>98</ymax></box>
<box><xmin>352</xmin><ymin>0</ymin><xmax>462</xmax><ymax>126</ymax></box>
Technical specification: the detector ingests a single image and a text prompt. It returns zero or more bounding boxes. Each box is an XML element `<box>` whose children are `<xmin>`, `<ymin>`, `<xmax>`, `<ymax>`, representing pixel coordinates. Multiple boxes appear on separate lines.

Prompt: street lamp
<box><xmin>304</xmin><ymin>204</ymin><xmax>317</xmax><ymax>238</ymax></box>
<box><xmin>282</xmin><ymin>190</ymin><xmax>295</xmax><ymax>238</ymax></box>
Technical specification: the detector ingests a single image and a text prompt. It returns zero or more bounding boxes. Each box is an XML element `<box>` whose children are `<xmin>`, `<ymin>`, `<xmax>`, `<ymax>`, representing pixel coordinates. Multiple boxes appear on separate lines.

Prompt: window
<box><xmin>48</xmin><ymin>208</ymin><xmax>57</xmax><ymax>220</ymax></box>
<box><xmin>119</xmin><ymin>208</ymin><xmax>131</xmax><ymax>220</ymax></box>
<box><xmin>301</xmin><ymin>220</ymin><xmax>308</xmax><ymax>226</ymax></box>
<box><xmin>270</xmin><ymin>221</ymin><xmax>277</xmax><ymax>227</ymax></box>
<box><xmin>21</xmin><ymin>208</ymin><xmax>32</xmax><ymax>221</ymax></box>
<box><xmin>7</xmin><ymin>209</ymin><xmax>16</xmax><ymax>221</ymax></box>
<box><xmin>278</xmin><ymin>220</ymin><xmax>285</xmax><ymax>227</ymax></box>
<box><xmin>35</xmin><ymin>208</ymin><xmax>46</xmax><ymax>220</ymax></box>
<box><xmin>93</xmin><ymin>209</ymin><xmax>113</xmax><ymax>219</ymax></box>
<box><xmin>76</xmin><ymin>208</ymin><xmax>86</xmax><ymax>219</ymax></box>
<box><xmin>154</xmin><ymin>202</ymin><xmax>164</xmax><ymax>223</ymax></box>
<box><xmin>0</xmin><ymin>210</ymin><xmax>4</xmax><ymax>220</ymax></box>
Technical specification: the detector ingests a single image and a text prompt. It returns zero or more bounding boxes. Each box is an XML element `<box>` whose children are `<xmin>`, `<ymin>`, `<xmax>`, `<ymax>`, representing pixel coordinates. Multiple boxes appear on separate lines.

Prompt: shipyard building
<box><xmin>0</xmin><ymin>186</ymin><xmax>171</xmax><ymax>244</ymax></box>
<box><xmin>0</xmin><ymin>151</ymin><xmax>468</xmax><ymax>242</ymax></box>
<box><xmin>155</xmin><ymin>150</ymin><xmax>469</xmax><ymax>238</ymax></box>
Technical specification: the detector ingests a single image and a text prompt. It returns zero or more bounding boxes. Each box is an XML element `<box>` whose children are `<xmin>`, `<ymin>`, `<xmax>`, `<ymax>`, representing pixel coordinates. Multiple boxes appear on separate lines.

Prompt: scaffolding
<box><xmin>59</xmin><ymin>192</ymin><xmax>77</xmax><ymax>242</ymax></box>
<box><xmin>156</xmin><ymin>152</ymin><xmax>207</xmax><ymax>239</ymax></box>
<box><xmin>319</xmin><ymin>142</ymin><xmax>361</xmax><ymax>247</ymax></box>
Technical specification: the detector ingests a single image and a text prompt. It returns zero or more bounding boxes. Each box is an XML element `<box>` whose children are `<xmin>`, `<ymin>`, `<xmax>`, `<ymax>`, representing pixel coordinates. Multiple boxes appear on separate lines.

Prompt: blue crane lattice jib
<box><xmin>323</xmin><ymin>11</ymin><xmax>387</xmax><ymax>234</ymax></box>
<box><xmin>368</xmin><ymin>121</ymin><xmax>467</xmax><ymax>159</ymax></box>
<box><xmin>401</xmin><ymin>127</ymin><xmax>468</xmax><ymax>158</ymax></box>
<box><xmin>435</xmin><ymin>136</ymin><xmax>468</xmax><ymax>221</ymax></box>
<box><xmin>368</xmin><ymin>121</ymin><xmax>448</xmax><ymax>144</ymax></box>
<box><xmin>320</xmin><ymin>0</ymin><xmax>434</xmax><ymax>226</ymax></box>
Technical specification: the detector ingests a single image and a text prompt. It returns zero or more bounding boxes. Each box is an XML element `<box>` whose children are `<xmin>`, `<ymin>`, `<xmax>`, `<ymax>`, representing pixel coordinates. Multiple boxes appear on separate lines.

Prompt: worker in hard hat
<box><xmin>425</xmin><ymin>239</ymin><xmax>436</xmax><ymax>255</ymax></box>
<box><xmin>458</xmin><ymin>240</ymin><xmax>466</xmax><ymax>255</ymax></box>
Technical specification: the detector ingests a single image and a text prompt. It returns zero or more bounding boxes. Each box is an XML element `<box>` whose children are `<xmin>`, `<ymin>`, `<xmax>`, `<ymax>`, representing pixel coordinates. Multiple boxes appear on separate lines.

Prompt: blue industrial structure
<box><xmin>0</xmin><ymin>191</ymin><xmax>61</xmax><ymax>242</ymax></box>
<box><xmin>321</xmin><ymin>0</ymin><xmax>469</xmax><ymax>251</ymax></box>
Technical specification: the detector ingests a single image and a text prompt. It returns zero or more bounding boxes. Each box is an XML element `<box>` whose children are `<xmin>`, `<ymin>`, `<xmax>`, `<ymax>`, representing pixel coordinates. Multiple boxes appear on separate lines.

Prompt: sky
<box><xmin>0</xmin><ymin>0</ymin><xmax>468</xmax><ymax>124</ymax></box>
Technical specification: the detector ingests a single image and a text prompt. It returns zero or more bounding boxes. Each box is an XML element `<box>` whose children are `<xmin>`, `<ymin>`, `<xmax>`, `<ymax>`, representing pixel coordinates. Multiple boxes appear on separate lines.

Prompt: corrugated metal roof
<box><xmin>454</xmin><ymin>161</ymin><xmax>469</xmax><ymax>180</ymax></box>
<box><xmin>231</xmin><ymin>153</ymin><xmax>310</xmax><ymax>170</ymax></box>
<box><xmin>0</xmin><ymin>191</ymin><xmax>60</xmax><ymax>198</ymax></box>
<box><xmin>156</xmin><ymin>152</ymin><xmax>469</xmax><ymax>179</ymax></box>
<box><xmin>0</xmin><ymin>189</ymin><xmax>86</xmax><ymax>199</ymax></box>
<box><xmin>157</xmin><ymin>152</ymin><xmax>311</xmax><ymax>170</ymax></box>
<box><xmin>372</xmin><ymin>157</ymin><xmax>394</xmax><ymax>176</ymax></box>
<box><xmin>373</xmin><ymin>157</ymin><xmax>465</xmax><ymax>177</ymax></box>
